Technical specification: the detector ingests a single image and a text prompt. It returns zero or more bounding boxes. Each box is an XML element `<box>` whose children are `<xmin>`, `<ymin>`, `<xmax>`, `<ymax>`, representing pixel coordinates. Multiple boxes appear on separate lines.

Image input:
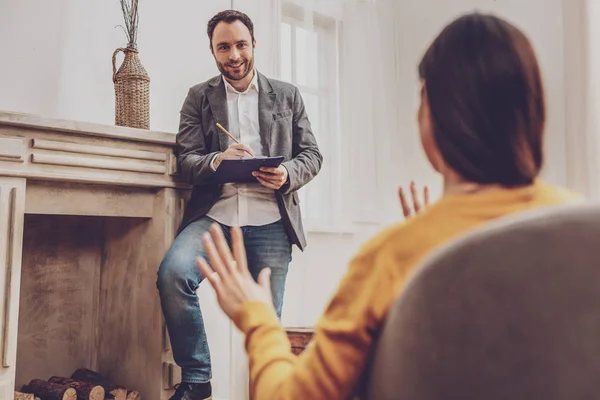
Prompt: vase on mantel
<box><xmin>112</xmin><ymin>44</ymin><xmax>150</xmax><ymax>130</ymax></box>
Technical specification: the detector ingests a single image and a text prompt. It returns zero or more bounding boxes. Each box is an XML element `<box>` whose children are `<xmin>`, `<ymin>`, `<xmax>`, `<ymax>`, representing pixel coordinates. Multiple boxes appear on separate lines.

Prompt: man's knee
<box><xmin>157</xmin><ymin>220</ymin><xmax>211</xmax><ymax>295</ymax></box>
<box><xmin>157</xmin><ymin>249</ymin><xmax>200</xmax><ymax>296</ymax></box>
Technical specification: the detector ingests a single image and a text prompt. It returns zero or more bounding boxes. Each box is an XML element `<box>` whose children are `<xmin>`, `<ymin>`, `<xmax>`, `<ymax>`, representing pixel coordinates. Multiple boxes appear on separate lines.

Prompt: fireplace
<box><xmin>0</xmin><ymin>111</ymin><xmax>189</xmax><ymax>400</ymax></box>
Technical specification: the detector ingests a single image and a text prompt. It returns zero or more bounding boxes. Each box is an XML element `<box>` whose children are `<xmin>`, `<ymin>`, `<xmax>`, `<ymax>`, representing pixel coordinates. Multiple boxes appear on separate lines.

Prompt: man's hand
<box><xmin>196</xmin><ymin>223</ymin><xmax>275</xmax><ymax>321</ymax></box>
<box><xmin>214</xmin><ymin>143</ymin><xmax>254</xmax><ymax>169</ymax></box>
<box><xmin>399</xmin><ymin>181</ymin><xmax>430</xmax><ymax>219</ymax></box>
<box><xmin>252</xmin><ymin>166</ymin><xmax>289</xmax><ymax>190</ymax></box>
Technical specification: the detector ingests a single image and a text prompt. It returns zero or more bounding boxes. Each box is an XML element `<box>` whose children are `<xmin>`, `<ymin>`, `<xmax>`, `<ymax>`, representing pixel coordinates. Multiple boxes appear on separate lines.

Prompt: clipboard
<box><xmin>211</xmin><ymin>156</ymin><xmax>285</xmax><ymax>184</ymax></box>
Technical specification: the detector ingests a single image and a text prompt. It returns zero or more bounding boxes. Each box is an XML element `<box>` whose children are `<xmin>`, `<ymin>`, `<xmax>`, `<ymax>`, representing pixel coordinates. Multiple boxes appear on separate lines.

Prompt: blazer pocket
<box><xmin>292</xmin><ymin>191</ymin><xmax>300</xmax><ymax>205</ymax></box>
<box><xmin>273</xmin><ymin>109</ymin><xmax>293</xmax><ymax>121</ymax></box>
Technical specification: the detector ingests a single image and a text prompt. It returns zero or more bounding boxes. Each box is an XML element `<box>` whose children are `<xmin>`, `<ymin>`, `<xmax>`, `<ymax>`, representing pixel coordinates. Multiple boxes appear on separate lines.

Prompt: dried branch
<box><xmin>118</xmin><ymin>0</ymin><xmax>140</xmax><ymax>47</ymax></box>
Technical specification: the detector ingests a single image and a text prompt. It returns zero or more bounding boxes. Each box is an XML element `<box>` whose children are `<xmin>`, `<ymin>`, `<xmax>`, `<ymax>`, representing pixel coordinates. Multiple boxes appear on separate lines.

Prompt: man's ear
<box><xmin>253</xmin><ymin>39</ymin><xmax>257</xmax><ymax>48</ymax></box>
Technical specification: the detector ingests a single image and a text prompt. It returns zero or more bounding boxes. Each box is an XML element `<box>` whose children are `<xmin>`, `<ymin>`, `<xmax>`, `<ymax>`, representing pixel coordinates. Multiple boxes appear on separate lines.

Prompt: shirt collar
<box><xmin>223</xmin><ymin>69</ymin><xmax>259</xmax><ymax>94</ymax></box>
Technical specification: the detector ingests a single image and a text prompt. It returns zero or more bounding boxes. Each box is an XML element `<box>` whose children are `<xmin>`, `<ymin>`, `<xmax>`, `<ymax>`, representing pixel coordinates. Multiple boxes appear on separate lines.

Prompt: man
<box><xmin>156</xmin><ymin>9</ymin><xmax>322</xmax><ymax>400</ymax></box>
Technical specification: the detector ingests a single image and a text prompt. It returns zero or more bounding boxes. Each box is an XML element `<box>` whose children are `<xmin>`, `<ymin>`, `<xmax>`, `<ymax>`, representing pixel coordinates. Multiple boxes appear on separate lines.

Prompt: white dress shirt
<box><xmin>206</xmin><ymin>72</ymin><xmax>281</xmax><ymax>227</ymax></box>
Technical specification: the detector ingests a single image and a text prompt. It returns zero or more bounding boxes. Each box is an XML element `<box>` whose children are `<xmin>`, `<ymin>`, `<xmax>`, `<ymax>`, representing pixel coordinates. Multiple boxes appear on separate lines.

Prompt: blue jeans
<box><xmin>157</xmin><ymin>216</ymin><xmax>292</xmax><ymax>383</ymax></box>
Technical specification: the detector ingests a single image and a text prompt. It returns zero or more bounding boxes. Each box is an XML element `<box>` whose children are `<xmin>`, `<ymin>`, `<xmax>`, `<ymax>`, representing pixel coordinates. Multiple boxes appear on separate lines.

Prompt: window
<box><xmin>279</xmin><ymin>5</ymin><xmax>346</xmax><ymax>231</ymax></box>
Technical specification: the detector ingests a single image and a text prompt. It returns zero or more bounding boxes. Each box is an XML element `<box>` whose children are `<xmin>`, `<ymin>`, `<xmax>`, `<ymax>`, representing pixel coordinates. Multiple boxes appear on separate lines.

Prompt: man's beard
<box><xmin>217</xmin><ymin>55</ymin><xmax>255</xmax><ymax>81</ymax></box>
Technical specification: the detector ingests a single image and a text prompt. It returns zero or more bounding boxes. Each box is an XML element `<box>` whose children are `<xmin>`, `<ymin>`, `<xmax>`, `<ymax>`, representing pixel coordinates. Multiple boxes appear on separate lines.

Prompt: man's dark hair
<box><xmin>418</xmin><ymin>13</ymin><xmax>545</xmax><ymax>187</ymax></box>
<box><xmin>207</xmin><ymin>10</ymin><xmax>255</xmax><ymax>47</ymax></box>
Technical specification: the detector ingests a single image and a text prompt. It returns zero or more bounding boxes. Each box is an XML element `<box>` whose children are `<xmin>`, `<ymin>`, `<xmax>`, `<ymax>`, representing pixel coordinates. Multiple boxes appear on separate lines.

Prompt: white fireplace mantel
<box><xmin>0</xmin><ymin>111</ymin><xmax>189</xmax><ymax>400</ymax></box>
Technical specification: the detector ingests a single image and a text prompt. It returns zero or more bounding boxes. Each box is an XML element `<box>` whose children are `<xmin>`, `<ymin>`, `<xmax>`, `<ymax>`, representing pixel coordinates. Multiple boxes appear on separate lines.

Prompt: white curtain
<box><xmin>339</xmin><ymin>0</ymin><xmax>402</xmax><ymax>222</ymax></box>
<box><xmin>563</xmin><ymin>0</ymin><xmax>600</xmax><ymax>200</ymax></box>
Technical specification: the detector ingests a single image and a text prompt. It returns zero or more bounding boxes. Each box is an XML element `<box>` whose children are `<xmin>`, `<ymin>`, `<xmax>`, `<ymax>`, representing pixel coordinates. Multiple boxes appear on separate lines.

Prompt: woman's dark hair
<box><xmin>418</xmin><ymin>13</ymin><xmax>545</xmax><ymax>186</ymax></box>
<box><xmin>207</xmin><ymin>10</ymin><xmax>255</xmax><ymax>47</ymax></box>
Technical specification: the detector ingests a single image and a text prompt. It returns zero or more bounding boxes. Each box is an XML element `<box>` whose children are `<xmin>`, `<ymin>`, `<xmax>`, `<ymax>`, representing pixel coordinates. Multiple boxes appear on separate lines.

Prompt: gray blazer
<box><xmin>176</xmin><ymin>72</ymin><xmax>323</xmax><ymax>250</ymax></box>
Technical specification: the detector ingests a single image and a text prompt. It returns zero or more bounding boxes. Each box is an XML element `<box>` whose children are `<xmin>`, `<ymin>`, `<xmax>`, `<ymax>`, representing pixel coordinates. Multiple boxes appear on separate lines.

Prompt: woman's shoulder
<box><xmin>536</xmin><ymin>181</ymin><xmax>585</xmax><ymax>204</ymax></box>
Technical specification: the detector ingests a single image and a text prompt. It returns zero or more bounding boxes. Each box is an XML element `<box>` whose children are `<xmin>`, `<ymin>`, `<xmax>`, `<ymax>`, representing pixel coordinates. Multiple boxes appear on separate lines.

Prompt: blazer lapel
<box><xmin>258</xmin><ymin>72</ymin><xmax>276</xmax><ymax>157</ymax></box>
<box><xmin>206</xmin><ymin>77</ymin><xmax>230</xmax><ymax>152</ymax></box>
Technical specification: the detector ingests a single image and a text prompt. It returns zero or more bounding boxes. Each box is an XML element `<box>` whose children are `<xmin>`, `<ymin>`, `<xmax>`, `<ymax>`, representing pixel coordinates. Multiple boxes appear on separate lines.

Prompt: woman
<box><xmin>196</xmin><ymin>12</ymin><xmax>582</xmax><ymax>400</ymax></box>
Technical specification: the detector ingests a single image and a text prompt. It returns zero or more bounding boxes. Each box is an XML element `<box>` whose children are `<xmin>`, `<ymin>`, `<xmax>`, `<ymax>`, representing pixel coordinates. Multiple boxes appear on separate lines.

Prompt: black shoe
<box><xmin>169</xmin><ymin>382</ymin><xmax>212</xmax><ymax>400</ymax></box>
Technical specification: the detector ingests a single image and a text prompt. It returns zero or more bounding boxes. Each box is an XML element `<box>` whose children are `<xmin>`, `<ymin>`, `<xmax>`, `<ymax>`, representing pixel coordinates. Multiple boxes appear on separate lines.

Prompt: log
<box><xmin>71</xmin><ymin>369</ymin><xmax>127</xmax><ymax>400</ymax></box>
<box><xmin>21</xmin><ymin>379</ymin><xmax>77</xmax><ymax>400</ymax></box>
<box><xmin>16</xmin><ymin>394</ymin><xmax>43</xmax><ymax>400</ymax></box>
<box><xmin>15</xmin><ymin>393</ymin><xmax>43</xmax><ymax>400</ymax></box>
<box><xmin>48</xmin><ymin>376</ymin><xmax>105</xmax><ymax>400</ymax></box>
<box><xmin>286</xmin><ymin>327</ymin><xmax>314</xmax><ymax>355</ymax></box>
<box><xmin>126</xmin><ymin>391</ymin><xmax>141</xmax><ymax>400</ymax></box>
<box><xmin>125</xmin><ymin>391</ymin><xmax>140</xmax><ymax>400</ymax></box>
<box><xmin>14</xmin><ymin>392</ymin><xmax>35</xmax><ymax>400</ymax></box>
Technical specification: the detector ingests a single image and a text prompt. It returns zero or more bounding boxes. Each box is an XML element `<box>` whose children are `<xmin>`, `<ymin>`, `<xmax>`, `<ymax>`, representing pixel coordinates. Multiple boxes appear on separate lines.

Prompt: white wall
<box><xmin>0</xmin><ymin>0</ymin><xmax>71</xmax><ymax>117</ymax></box>
<box><xmin>0</xmin><ymin>0</ymin><xmax>586</xmax><ymax>398</ymax></box>
<box><xmin>0</xmin><ymin>0</ymin><xmax>231</xmax><ymax>133</ymax></box>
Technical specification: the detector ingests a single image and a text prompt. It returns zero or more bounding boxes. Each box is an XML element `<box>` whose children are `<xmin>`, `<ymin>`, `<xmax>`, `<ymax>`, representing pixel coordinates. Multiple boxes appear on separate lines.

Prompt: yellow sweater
<box><xmin>233</xmin><ymin>180</ymin><xmax>583</xmax><ymax>400</ymax></box>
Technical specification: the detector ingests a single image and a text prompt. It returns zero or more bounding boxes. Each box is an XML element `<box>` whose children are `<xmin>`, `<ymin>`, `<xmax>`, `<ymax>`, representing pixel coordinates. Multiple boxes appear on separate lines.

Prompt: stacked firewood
<box><xmin>16</xmin><ymin>368</ymin><xmax>141</xmax><ymax>400</ymax></box>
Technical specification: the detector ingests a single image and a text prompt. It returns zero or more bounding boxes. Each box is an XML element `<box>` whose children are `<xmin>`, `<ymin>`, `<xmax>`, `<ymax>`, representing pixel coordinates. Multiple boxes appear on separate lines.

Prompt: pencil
<box><xmin>216</xmin><ymin>123</ymin><xmax>240</xmax><ymax>144</ymax></box>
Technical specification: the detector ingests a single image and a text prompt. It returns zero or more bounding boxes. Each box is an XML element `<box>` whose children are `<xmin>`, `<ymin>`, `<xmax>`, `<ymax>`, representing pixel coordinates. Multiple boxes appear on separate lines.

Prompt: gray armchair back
<box><xmin>364</xmin><ymin>204</ymin><xmax>600</xmax><ymax>400</ymax></box>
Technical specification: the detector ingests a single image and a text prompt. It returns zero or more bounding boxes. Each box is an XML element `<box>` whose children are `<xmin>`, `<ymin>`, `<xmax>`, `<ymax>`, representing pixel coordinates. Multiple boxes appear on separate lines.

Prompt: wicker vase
<box><xmin>112</xmin><ymin>46</ymin><xmax>150</xmax><ymax>129</ymax></box>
